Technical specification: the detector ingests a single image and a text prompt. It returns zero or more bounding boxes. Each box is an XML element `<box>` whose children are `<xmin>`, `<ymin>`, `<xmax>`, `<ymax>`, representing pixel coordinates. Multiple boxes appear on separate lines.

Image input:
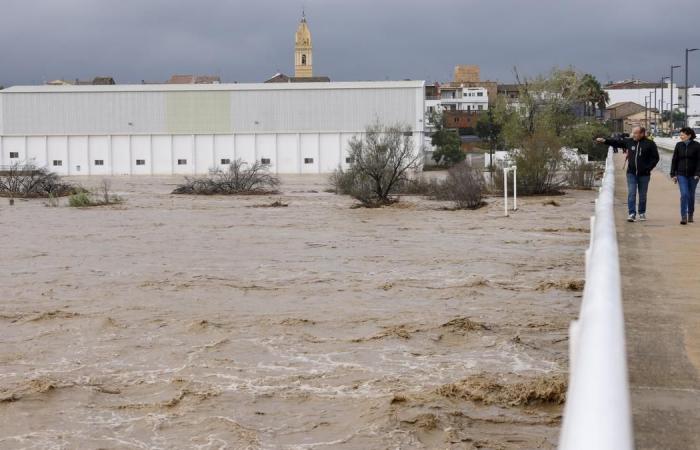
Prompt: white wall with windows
<box><xmin>0</xmin><ymin>131</ymin><xmax>392</xmax><ymax>176</ymax></box>
<box><xmin>0</xmin><ymin>81</ymin><xmax>425</xmax><ymax>175</ymax></box>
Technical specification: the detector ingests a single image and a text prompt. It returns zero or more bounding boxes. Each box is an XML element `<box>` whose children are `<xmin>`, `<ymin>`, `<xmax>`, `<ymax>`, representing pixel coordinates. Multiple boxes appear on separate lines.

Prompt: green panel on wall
<box><xmin>166</xmin><ymin>91</ymin><xmax>231</xmax><ymax>133</ymax></box>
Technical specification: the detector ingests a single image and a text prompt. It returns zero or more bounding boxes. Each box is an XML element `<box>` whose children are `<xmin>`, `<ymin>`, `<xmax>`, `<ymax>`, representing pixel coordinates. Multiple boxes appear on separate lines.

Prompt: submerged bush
<box><xmin>395</xmin><ymin>177</ymin><xmax>439</xmax><ymax>196</ymax></box>
<box><xmin>0</xmin><ymin>163</ymin><xmax>82</xmax><ymax>198</ymax></box>
<box><xmin>564</xmin><ymin>159</ymin><xmax>600</xmax><ymax>190</ymax></box>
<box><xmin>68</xmin><ymin>192</ymin><xmax>93</xmax><ymax>207</ymax></box>
<box><xmin>173</xmin><ymin>159</ymin><xmax>280</xmax><ymax>195</ymax></box>
<box><xmin>432</xmin><ymin>162</ymin><xmax>486</xmax><ymax>209</ymax></box>
<box><xmin>68</xmin><ymin>179</ymin><xmax>123</xmax><ymax>207</ymax></box>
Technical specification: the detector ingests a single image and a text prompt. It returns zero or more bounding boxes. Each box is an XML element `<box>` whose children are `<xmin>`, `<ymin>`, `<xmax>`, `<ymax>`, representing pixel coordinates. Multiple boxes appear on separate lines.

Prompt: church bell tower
<box><xmin>294</xmin><ymin>11</ymin><xmax>313</xmax><ymax>78</ymax></box>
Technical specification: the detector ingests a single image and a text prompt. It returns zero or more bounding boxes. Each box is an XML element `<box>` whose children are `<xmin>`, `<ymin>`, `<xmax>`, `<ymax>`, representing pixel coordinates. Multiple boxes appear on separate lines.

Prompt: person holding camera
<box><xmin>596</xmin><ymin>126</ymin><xmax>659</xmax><ymax>222</ymax></box>
<box><xmin>670</xmin><ymin>127</ymin><xmax>700</xmax><ymax>225</ymax></box>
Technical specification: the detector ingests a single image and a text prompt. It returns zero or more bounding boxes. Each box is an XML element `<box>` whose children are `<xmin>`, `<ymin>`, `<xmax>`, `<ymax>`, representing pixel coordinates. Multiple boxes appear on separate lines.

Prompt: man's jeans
<box><xmin>677</xmin><ymin>175</ymin><xmax>699</xmax><ymax>218</ymax></box>
<box><xmin>626</xmin><ymin>173</ymin><xmax>650</xmax><ymax>216</ymax></box>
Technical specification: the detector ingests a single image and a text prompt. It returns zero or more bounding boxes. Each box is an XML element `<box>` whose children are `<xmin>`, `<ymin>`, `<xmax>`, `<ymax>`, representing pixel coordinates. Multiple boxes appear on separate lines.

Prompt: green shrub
<box><xmin>431</xmin><ymin>129</ymin><xmax>464</xmax><ymax>166</ymax></box>
<box><xmin>68</xmin><ymin>192</ymin><xmax>93</xmax><ymax>207</ymax></box>
<box><xmin>511</xmin><ymin>130</ymin><xmax>564</xmax><ymax>195</ymax></box>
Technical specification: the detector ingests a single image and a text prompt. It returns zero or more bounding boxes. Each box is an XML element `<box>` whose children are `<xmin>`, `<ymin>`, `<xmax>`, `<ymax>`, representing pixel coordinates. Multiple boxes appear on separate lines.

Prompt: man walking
<box><xmin>597</xmin><ymin>126</ymin><xmax>659</xmax><ymax>222</ymax></box>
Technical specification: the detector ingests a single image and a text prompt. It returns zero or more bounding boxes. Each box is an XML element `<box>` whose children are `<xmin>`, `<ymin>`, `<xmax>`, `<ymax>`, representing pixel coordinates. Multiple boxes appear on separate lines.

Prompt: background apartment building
<box><xmin>424</xmin><ymin>65</ymin><xmax>493</xmax><ymax>137</ymax></box>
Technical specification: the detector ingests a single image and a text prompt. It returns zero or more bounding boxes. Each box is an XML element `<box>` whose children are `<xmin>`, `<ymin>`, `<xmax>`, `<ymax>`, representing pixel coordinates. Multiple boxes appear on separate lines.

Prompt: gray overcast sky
<box><xmin>1</xmin><ymin>0</ymin><xmax>699</xmax><ymax>87</ymax></box>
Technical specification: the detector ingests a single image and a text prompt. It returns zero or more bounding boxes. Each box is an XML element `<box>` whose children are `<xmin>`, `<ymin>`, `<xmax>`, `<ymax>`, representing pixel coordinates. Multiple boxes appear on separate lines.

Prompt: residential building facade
<box><xmin>604</xmin><ymin>80</ymin><xmax>674</xmax><ymax>112</ymax></box>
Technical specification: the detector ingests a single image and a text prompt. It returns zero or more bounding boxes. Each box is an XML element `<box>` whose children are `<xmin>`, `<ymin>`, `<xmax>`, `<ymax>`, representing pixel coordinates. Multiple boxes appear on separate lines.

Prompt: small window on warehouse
<box><xmin>304</xmin><ymin>158</ymin><xmax>314</xmax><ymax>164</ymax></box>
<box><xmin>94</xmin><ymin>160</ymin><xmax>104</xmax><ymax>166</ymax></box>
<box><xmin>52</xmin><ymin>160</ymin><xmax>62</xmax><ymax>166</ymax></box>
<box><xmin>9</xmin><ymin>152</ymin><xmax>19</xmax><ymax>159</ymax></box>
<box><xmin>221</xmin><ymin>158</ymin><xmax>231</xmax><ymax>165</ymax></box>
<box><xmin>136</xmin><ymin>159</ymin><xmax>146</xmax><ymax>166</ymax></box>
<box><xmin>177</xmin><ymin>159</ymin><xmax>187</xmax><ymax>165</ymax></box>
<box><xmin>261</xmin><ymin>158</ymin><xmax>271</xmax><ymax>165</ymax></box>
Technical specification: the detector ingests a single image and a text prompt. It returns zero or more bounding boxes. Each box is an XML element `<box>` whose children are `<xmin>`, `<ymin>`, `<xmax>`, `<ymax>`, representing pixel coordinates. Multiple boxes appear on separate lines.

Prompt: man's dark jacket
<box><xmin>670</xmin><ymin>139</ymin><xmax>700</xmax><ymax>178</ymax></box>
<box><xmin>604</xmin><ymin>137</ymin><xmax>660</xmax><ymax>176</ymax></box>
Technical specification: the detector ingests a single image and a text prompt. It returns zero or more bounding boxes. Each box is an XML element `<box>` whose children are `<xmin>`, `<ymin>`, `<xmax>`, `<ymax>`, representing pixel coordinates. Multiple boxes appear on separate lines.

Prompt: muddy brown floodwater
<box><xmin>0</xmin><ymin>175</ymin><xmax>595</xmax><ymax>450</ymax></box>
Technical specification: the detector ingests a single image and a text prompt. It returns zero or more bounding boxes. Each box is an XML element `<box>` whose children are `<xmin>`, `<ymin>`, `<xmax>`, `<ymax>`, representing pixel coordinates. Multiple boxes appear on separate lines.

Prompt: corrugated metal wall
<box><xmin>1</xmin><ymin>84</ymin><xmax>420</xmax><ymax>135</ymax></box>
<box><xmin>229</xmin><ymin>88</ymin><xmax>417</xmax><ymax>133</ymax></box>
<box><xmin>1</xmin><ymin>91</ymin><xmax>167</xmax><ymax>135</ymax></box>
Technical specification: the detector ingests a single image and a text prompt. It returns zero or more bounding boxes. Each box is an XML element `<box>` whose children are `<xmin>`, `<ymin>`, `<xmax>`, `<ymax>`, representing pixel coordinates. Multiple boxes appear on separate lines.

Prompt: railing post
<box><xmin>503</xmin><ymin>167</ymin><xmax>509</xmax><ymax>217</ymax></box>
<box><xmin>512</xmin><ymin>166</ymin><xmax>517</xmax><ymax>211</ymax></box>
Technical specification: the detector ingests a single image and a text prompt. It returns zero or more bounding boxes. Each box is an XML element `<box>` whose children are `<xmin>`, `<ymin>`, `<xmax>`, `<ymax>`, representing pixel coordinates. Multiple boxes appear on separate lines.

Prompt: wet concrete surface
<box><xmin>615</xmin><ymin>155</ymin><xmax>700</xmax><ymax>450</ymax></box>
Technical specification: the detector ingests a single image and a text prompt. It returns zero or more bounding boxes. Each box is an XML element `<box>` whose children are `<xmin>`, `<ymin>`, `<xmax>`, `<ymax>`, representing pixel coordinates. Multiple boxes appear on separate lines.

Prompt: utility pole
<box><xmin>685</xmin><ymin>48</ymin><xmax>699</xmax><ymax>127</ymax></box>
<box><xmin>671</xmin><ymin>65</ymin><xmax>681</xmax><ymax>131</ymax></box>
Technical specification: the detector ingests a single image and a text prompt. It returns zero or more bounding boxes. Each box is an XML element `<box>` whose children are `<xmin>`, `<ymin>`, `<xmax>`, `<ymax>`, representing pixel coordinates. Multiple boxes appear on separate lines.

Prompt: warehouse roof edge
<box><xmin>0</xmin><ymin>80</ymin><xmax>425</xmax><ymax>94</ymax></box>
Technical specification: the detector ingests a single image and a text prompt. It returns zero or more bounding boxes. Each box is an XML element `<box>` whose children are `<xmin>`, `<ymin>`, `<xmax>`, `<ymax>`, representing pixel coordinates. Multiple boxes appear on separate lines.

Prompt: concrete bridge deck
<box><xmin>615</xmin><ymin>154</ymin><xmax>700</xmax><ymax>449</ymax></box>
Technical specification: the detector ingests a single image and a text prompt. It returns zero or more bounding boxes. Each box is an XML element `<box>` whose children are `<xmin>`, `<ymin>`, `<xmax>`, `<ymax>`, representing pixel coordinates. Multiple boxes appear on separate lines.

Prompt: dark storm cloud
<box><xmin>1</xmin><ymin>0</ymin><xmax>699</xmax><ymax>87</ymax></box>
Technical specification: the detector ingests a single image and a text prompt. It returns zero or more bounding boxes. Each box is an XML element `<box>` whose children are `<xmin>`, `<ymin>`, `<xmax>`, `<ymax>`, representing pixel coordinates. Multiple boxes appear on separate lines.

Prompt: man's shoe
<box><xmin>639</xmin><ymin>213</ymin><xmax>647</xmax><ymax>221</ymax></box>
<box><xmin>689</xmin><ymin>214</ymin><xmax>694</xmax><ymax>223</ymax></box>
<box><xmin>627</xmin><ymin>214</ymin><xmax>636</xmax><ymax>222</ymax></box>
<box><xmin>681</xmin><ymin>216</ymin><xmax>688</xmax><ymax>225</ymax></box>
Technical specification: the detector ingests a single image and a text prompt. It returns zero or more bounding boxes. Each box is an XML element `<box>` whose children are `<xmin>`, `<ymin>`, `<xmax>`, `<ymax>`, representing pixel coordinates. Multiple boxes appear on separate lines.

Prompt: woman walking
<box><xmin>670</xmin><ymin>127</ymin><xmax>700</xmax><ymax>225</ymax></box>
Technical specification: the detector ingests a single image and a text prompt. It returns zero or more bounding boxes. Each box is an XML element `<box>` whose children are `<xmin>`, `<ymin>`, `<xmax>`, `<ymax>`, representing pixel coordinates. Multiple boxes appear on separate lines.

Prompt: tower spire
<box><xmin>295</xmin><ymin>10</ymin><xmax>313</xmax><ymax>77</ymax></box>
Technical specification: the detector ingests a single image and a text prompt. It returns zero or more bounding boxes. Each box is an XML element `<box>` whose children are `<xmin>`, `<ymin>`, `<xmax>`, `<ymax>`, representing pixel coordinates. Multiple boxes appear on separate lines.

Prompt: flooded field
<box><xmin>0</xmin><ymin>175</ymin><xmax>595</xmax><ymax>449</ymax></box>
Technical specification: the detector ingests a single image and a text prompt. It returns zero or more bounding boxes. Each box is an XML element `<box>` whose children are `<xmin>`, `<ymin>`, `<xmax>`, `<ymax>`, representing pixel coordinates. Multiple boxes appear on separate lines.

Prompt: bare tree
<box><xmin>332</xmin><ymin>122</ymin><xmax>421</xmax><ymax>207</ymax></box>
<box><xmin>100</xmin><ymin>179</ymin><xmax>112</xmax><ymax>204</ymax></box>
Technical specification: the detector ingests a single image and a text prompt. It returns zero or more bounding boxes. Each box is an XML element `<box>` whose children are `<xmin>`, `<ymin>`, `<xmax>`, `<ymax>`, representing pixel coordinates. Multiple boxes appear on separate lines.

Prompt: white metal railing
<box><xmin>558</xmin><ymin>150</ymin><xmax>633</xmax><ymax>450</ymax></box>
<box><xmin>654</xmin><ymin>136</ymin><xmax>678</xmax><ymax>151</ymax></box>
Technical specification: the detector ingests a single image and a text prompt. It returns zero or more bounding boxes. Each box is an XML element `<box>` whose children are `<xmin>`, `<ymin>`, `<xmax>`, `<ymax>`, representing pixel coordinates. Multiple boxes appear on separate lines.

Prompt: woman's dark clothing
<box><xmin>670</xmin><ymin>139</ymin><xmax>700</xmax><ymax>178</ymax></box>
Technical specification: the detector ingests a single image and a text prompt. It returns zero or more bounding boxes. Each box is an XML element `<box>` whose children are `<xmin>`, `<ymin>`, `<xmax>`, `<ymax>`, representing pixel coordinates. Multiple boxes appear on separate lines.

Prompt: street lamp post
<box><xmin>685</xmin><ymin>48</ymin><xmax>699</xmax><ymax>127</ymax></box>
<box><xmin>671</xmin><ymin>64</ymin><xmax>681</xmax><ymax>131</ymax></box>
<box><xmin>661</xmin><ymin>76</ymin><xmax>669</xmax><ymax>132</ymax></box>
<box><xmin>645</xmin><ymin>95</ymin><xmax>649</xmax><ymax>129</ymax></box>
<box><xmin>653</xmin><ymin>87</ymin><xmax>658</xmax><ymax>131</ymax></box>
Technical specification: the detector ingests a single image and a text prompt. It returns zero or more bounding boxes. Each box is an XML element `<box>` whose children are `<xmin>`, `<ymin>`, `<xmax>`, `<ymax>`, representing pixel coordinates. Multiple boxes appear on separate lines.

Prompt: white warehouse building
<box><xmin>0</xmin><ymin>81</ymin><xmax>425</xmax><ymax>175</ymax></box>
